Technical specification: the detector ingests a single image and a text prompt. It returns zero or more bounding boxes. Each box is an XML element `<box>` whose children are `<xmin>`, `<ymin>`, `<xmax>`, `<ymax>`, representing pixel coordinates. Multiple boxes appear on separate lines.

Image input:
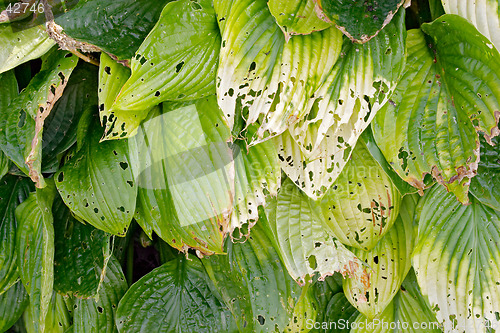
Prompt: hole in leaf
<box><xmin>175</xmin><ymin>61</ymin><xmax>184</xmax><ymax>73</ymax></box>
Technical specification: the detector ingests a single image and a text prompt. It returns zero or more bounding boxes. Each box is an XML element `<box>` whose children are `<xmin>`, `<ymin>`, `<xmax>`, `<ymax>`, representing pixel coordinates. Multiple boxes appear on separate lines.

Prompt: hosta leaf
<box><xmin>215</xmin><ymin>0</ymin><xmax>343</xmax><ymax>141</ymax></box>
<box><xmin>319</xmin><ymin>139</ymin><xmax>402</xmax><ymax>251</ymax></box>
<box><xmin>413</xmin><ymin>185</ymin><xmax>500</xmax><ymax>332</ymax></box>
<box><xmin>441</xmin><ymin>0</ymin><xmax>500</xmax><ymax>51</ymax></box>
<box><xmin>0</xmin><ymin>69</ymin><xmax>18</xmax><ymax>181</ymax></box>
<box><xmin>0</xmin><ymin>151</ymin><xmax>8</xmax><ymax>180</ymax></box>
<box><xmin>98</xmin><ymin>53</ymin><xmax>149</xmax><ymax>141</ymax></box>
<box><xmin>268</xmin><ymin>0</ymin><xmax>332</xmax><ymax>37</ymax></box>
<box><xmin>470</xmin><ymin>132</ymin><xmax>500</xmax><ymax>211</ymax></box>
<box><xmin>73</xmin><ymin>257</ymin><xmax>127</xmax><ymax>333</ymax></box>
<box><xmin>42</xmin><ymin>62</ymin><xmax>99</xmax><ymax>172</ymax></box>
<box><xmin>281</xmin><ymin>9</ymin><xmax>406</xmax><ymax>199</ymax></box>
<box><xmin>231</xmin><ymin>138</ymin><xmax>281</xmax><ymax>236</ymax></box>
<box><xmin>0</xmin><ymin>49</ymin><xmax>78</xmax><ymax>188</ymax></box>
<box><xmin>265</xmin><ymin>179</ymin><xmax>370</xmax><ymax>291</ymax></box>
<box><xmin>53</xmin><ymin>196</ymin><xmax>111</xmax><ymax>298</ymax></box>
<box><xmin>116</xmin><ymin>256</ymin><xmax>236</xmax><ymax>333</ymax></box>
<box><xmin>351</xmin><ymin>270</ymin><xmax>441</xmax><ymax>333</ymax></box>
<box><xmin>134</xmin><ymin>98</ymin><xmax>277</xmax><ymax>250</ymax></box>
<box><xmin>285</xmin><ymin>281</ymin><xmax>317</xmax><ymax>332</ymax></box>
<box><xmin>202</xmin><ymin>221</ymin><xmax>301</xmax><ymax>332</ymax></box>
<box><xmin>373</xmin><ymin>18</ymin><xmax>500</xmax><ymax>204</ymax></box>
<box><xmin>111</xmin><ymin>0</ymin><xmax>221</xmax><ymax>112</ymax></box>
<box><xmin>23</xmin><ymin>292</ymin><xmax>72</xmax><ymax>333</ymax></box>
<box><xmin>55</xmin><ymin>0</ymin><xmax>171</xmax><ymax>60</ymax></box>
<box><xmin>15</xmin><ymin>181</ymin><xmax>57</xmax><ymax>333</ymax></box>
<box><xmin>0</xmin><ymin>282</ymin><xmax>29</xmax><ymax>332</ymax></box>
<box><xmin>0</xmin><ymin>175</ymin><xmax>32</xmax><ymax>294</ymax></box>
<box><xmin>55</xmin><ymin>115</ymin><xmax>137</xmax><ymax>236</ymax></box>
<box><xmin>343</xmin><ymin>209</ymin><xmax>414</xmax><ymax>319</ymax></box>
<box><xmin>314</xmin><ymin>0</ymin><xmax>408</xmax><ymax>43</ymax></box>
<box><xmin>0</xmin><ymin>23</ymin><xmax>55</xmax><ymax>74</ymax></box>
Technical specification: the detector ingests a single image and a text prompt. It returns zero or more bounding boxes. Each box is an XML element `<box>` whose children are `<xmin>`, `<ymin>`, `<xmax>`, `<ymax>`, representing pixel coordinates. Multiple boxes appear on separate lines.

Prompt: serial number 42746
<box><xmin>5</xmin><ymin>1</ymin><xmax>45</xmax><ymax>14</ymax></box>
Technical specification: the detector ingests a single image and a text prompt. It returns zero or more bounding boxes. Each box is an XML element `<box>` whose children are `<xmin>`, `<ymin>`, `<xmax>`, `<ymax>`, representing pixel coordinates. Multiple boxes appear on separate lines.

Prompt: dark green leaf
<box><xmin>73</xmin><ymin>257</ymin><xmax>127</xmax><ymax>333</ymax></box>
<box><xmin>116</xmin><ymin>255</ymin><xmax>236</xmax><ymax>333</ymax></box>
<box><xmin>0</xmin><ymin>282</ymin><xmax>29</xmax><ymax>332</ymax></box>
<box><xmin>0</xmin><ymin>175</ymin><xmax>33</xmax><ymax>294</ymax></box>
<box><xmin>54</xmin><ymin>195</ymin><xmax>111</xmax><ymax>298</ymax></box>
<box><xmin>316</xmin><ymin>0</ymin><xmax>407</xmax><ymax>43</ymax></box>
<box><xmin>55</xmin><ymin>0</ymin><xmax>171</xmax><ymax>60</ymax></box>
<box><xmin>23</xmin><ymin>292</ymin><xmax>72</xmax><ymax>333</ymax></box>
<box><xmin>42</xmin><ymin>62</ymin><xmax>99</xmax><ymax>172</ymax></box>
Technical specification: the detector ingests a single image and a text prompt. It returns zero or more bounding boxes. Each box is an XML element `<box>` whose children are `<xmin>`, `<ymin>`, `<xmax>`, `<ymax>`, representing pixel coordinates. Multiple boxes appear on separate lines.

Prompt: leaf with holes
<box><xmin>279</xmin><ymin>9</ymin><xmax>406</xmax><ymax>199</ymax></box>
<box><xmin>23</xmin><ymin>291</ymin><xmax>72</xmax><ymax>333</ymax></box>
<box><xmin>111</xmin><ymin>0</ymin><xmax>221</xmax><ymax>113</ymax></box>
<box><xmin>343</xmin><ymin>204</ymin><xmax>414</xmax><ymax>319</ymax></box>
<box><xmin>202</xmin><ymin>221</ymin><xmax>301</xmax><ymax>332</ymax></box>
<box><xmin>116</xmin><ymin>255</ymin><xmax>237</xmax><ymax>332</ymax></box>
<box><xmin>0</xmin><ymin>49</ymin><xmax>78</xmax><ymax>188</ymax></box>
<box><xmin>0</xmin><ymin>24</ymin><xmax>55</xmax><ymax>74</ymax></box>
<box><xmin>268</xmin><ymin>0</ymin><xmax>332</xmax><ymax>37</ymax></box>
<box><xmin>73</xmin><ymin>257</ymin><xmax>127</xmax><ymax>333</ymax></box>
<box><xmin>319</xmin><ymin>139</ymin><xmax>402</xmax><ymax>251</ymax></box>
<box><xmin>0</xmin><ymin>175</ymin><xmax>33</xmax><ymax>294</ymax></box>
<box><xmin>42</xmin><ymin>62</ymin><xmax>99</xmax><ymax>172</ymax></box>
<box><xmin>133</xmin><ymin>97</ymin><xmax>234</xmax><ymax>254</ymax></box>
<box><xmin>53</xmin><ymin>196</ymin><xmax>111</xmax><ymax>298</ymax></box>
<box><xmin>373</xmin><ymin>18</ymin><xmax>500</xmax><ymax>204</ymax></box>
<box><xmin>470</xmin><ymin>129</ymin><xmax>500</xmax><ymax>211</ymax></box>
<box><xmin>441</xmin><ymin>0</ymin><xmax>500</xmax><ymax>51</ymax></box>
<box><xmin>98</xmin><ymin>53</ymin><xmax>151</xmax><ymax>141</ymax></box>
<box><xmin>55</xmin><ymin>0</ymin><xmax>171</xmax><ymax>60</ymax></box>
<box><xmin>314</xmin><ymin>0</ymin><xmax>408</xmax><ymax>43</ymax></box>
<box><xmin>413</xmin><ymin>184</ymin><xmax>500</xmax><ymax>332</ymax></box>
<box><xmin>265</xmin><ymin>178</ymin><xmax>370</xmax><ymax>294</ymax></box>
<box><xmin>15</xmin><ymin>181</ymin><xmax>57</xmax><ymax>333</ymax></box>
<box><xmin>55</xmin><ymin>115</ymin><xmax>137</xmax><ymax>236</ymax></box>
<box><xmin>215</xmin><ymin>0</ymin><xmax>343</xmax><ymax>142</ymax></box>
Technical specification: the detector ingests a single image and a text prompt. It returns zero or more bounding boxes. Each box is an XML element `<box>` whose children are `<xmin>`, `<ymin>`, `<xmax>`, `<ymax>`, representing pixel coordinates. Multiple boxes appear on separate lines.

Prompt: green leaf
<box><xmin>215</xmin><ymin>0</ymin><xmax>343</xmax><ymax>142</ymax></box>
<box><xmin>315</xmin><ymin>0</ymin><xmax>408</xmax><ymax>43</ymax></box>
<box><xmin>285</xmin><ymin>281</ymin><xmax>317</xmax><ymax>332</ymax></box>
<box><xmin>470</xmin><ymin>131</ymin><xmax>500</xmax><ymax>211</ymax></box>
<box><xmin>413</xmin><ymin>184</ymin><xmax>500</xmax><ymax>332</ymax></box>
<box><xmin>350</xmin><ymin>270</ymin><xmax>441</xmax><ymax>332</ymax></box>
<box><xmin>0</xmin><ymin>69</ymin><xmax>17</xmax><ymax>180</ymax></box>
<box><xmin>98</xmin><ymin>53</ymin><xmax>150</xmax><ymax>141</ymax></box>
<box><xmin>441</xmin><ymin>0</ymin><xmax>500</xmax><ymax>51</ymax></box>
<box><xmin>278</xmin><ymin>8</ymin><xmax>406</xmax><ymax>199</ymax></box>
<box><xmin>265</xmin><ymin>179</ymin><xmax>370</xmax><ymax>291</ymax></box>
<box><xmin>0</xmin><ymin>151</ymin><xmax>9</xmax><ymax>180</ymax></box>
<box><xmin>23</xmin><ymin>292</ymin><xmax>72</xmax><ymax>333</ymax></box>
<box><xmin>0</xmin><ymin>175</ymin><xmax>33</xmax><ymax>294</ymax></box>
<box><xmin>0</xmin><ymin>282</ymin><xmax>29</xmax><ymax>332</ymax></box>
<box><xmin>134</xmin><ymin>98</ymin><xmax>232</xmax><ymax>253</ymax></box>
<box><xmin>0</xmin><ymin>49</ymin><xmax>78</xmax><ymax>188</ymax></box>
<box><xmin>111</xmin><ymin>0</ymin><xmax>221</xmax><ymax>113</ymax></box>
<box><xmin>310</xmin><ymin>289</ymin><xmax>358</xmax><ymax>332</ymax></box>
<box><xmin>116</xmin><ymin>255</ymin><xmax>236</xmax><ymax>333</ymax></box>
<box><xmin>42</xmin><ymin>62</ymin><xmax>99</xmax><ymax>172</ymax></box>
<box><xmin>373</xmin><ymin>21</ymin><xmax>500</xmax><ymax>204</ymax></box>
<box><xmin>15</xmin><ymin>181</ymin><xmax>57</xmax><ymax>333</ymax></box>
<box><xmin>53</xmin><ymin>195</ymin><xmax>111</xmax><ymax>298</ymax></box>
<box><xmin>0</xmin><ymin>24</ymin><xmax>55</xmax><ymax>74</ymax></box>
<box><xmin>202</xmin><ymin>221</ymin><xmax>301</xmax><ymax>332</ymax></box>
<box><xmin>55</xmin><ymin>115</ymin><xmax>138</xmax><ymax>236</ymax></box>
<box><xmin>343</xmin><ymin>211</ymin><xmax>414</xmax><ymax>319</ymax></box>
<box><xmin>73</xmin><ymin>257</ymin><xmax>127</xmax><ymax>333</ymax></box>
<box><xmin>268</xmin><ymin>0</ymin><xmax>332</xmax><ymax>37</ymax></box>
<box><xmin>319</xmin><ymin>139</ymin><xmax>402</xmax><ymax>251</ymax></box>
<box><xmin>55</xmin><ymin>0</ymin><xmax>171</xmax><ymax>60</ymax></box>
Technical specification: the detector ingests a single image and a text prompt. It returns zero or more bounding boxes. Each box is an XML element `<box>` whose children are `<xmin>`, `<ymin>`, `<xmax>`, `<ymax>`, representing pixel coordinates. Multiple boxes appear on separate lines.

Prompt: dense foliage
<box><xmin>0</xmin><ymin>0</ymin><xmax>499</xmax><ymax>332</ymax></box>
